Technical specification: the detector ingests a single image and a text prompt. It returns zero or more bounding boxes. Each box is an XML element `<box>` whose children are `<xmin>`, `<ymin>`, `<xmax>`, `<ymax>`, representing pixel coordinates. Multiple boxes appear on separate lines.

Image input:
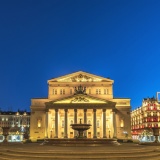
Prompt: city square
<box><xmin>1</xmin><ymin>142</ymin><xmax>160</xmax><ymax>160</ymax></box>
<box><xmin>0</xmin><ymin>0</ymin><xmax>160</xmax><ymax>160</ymax></box>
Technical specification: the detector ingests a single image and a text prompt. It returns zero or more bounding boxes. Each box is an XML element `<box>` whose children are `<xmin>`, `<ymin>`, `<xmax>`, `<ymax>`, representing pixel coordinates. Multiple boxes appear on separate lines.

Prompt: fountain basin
<box><xmin>71</xmin><ymin>124</ymin><xmax>91</xmax><ymax>131</ymax></box>
<box><xmin>70</xmin><ymin>123</ymin><xmax>91</xmax><ymax>138</ymax></box>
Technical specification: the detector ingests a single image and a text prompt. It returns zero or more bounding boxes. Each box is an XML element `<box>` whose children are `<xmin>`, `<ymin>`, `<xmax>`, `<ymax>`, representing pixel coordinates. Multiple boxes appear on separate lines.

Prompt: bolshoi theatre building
<box><xmin>30</xmin><ymin>71</ymin><xmax>131</xmax><ymax>140</ymax></box>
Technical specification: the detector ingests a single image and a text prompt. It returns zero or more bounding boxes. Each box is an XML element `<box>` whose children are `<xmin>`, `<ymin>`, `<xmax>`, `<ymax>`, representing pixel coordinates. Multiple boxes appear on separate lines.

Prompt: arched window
<box><xmin>70</xmin><ymin>120</ymin><xmax>73</xmax><ymax>124</ymax></box>
<box><xmin>88</xmin><ymin>120</ymin><xmax>91</xmax><ymax>124</ymax></box>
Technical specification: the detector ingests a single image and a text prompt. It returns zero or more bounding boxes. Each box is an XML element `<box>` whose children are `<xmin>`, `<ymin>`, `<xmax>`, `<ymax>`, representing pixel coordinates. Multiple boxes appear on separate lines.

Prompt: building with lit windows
<box><xmin>0</xmin><ymin>110</ymin><xmax>30</xmax><ymax>141</ymax></box>
<box><xmin>131</xmin><ymin>97</ymin><xmax>160</xmax><ymax>142</ymax></box>
<box><xmin>30</xmin><ymin>71</ymin><xmax>131</xmax><ymax>141</ymax></box>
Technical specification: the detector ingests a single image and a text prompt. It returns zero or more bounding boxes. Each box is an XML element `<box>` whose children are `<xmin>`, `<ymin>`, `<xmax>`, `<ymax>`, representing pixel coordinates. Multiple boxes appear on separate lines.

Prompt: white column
<box><xmin>45</xmin><ymin>110</ymin><xmax>48</xmax><ymax>138</ymax></box>
<box><xmin>103</xmin><ymin>109</ymin><xmax>107</xmax><ymax>138</ymax></box>
<box><xmin>64</xmin><ymin>109</ymin><xmax>68</xmax><ymax>138</ymax></box>
<box><xmin>113</xmin><ymin>109</ymin><xmax>117</xmax><ymax>139</ymax></box>
<box><xmin>54</xmin><ymin>109</ymin><xmax>58</xmax><ymax>138</ymax></box>
<box><xmin>93</xmin><ymin>109</ymin><xmax>97</xmax><ymax>138</ymax></box>
<box><xmin>84</xmin><ymin>109</ymin><xmax>87</xmax><ymax>123</ymax></box>
<box><xmin>84</xmin><ymin>109</ymin><xmax>87</xmax><ymax>137</ymax></box>
<box><xmin>74</xmin><ymin>109</ymin><xmax>77</xmax><ymax>138</ymax></box>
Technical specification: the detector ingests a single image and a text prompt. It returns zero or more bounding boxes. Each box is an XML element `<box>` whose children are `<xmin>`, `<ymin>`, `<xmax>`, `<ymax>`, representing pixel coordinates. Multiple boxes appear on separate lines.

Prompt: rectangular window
<box><xmin>96</xmin><ymin>89</ymin><xmax>101</xmax><ymax>94</ymax></box>
<box><xmin>89</xmin><ymin>89</ymin><xmax>91</xmax><ymax>94</ymax></box>
<box><xmin>104</xmin><ymin>89</ymin><xmax>106</xmax><ymax>94</ymax></box>
<box><xmin>53</xmin><ymin>89</ymin><xmax>57</xmax><ymax>95</ymax></box>
<box><xmin>60</xmin><ymin>89</ymin><xmax>65</xmax><ymax>95</ymax></box>
<box><xmin>70</xmin><ymin>89</ymin><xmax>72</xmax><ymax>94</ymax></box>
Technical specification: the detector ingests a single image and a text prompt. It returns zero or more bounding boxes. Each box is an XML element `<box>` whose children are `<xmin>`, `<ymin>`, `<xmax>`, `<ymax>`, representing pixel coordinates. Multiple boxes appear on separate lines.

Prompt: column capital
<box><xmin>93</xmin><ymin>109</ymin><xmax>96</xmax><ymax>112</ymax></box>
<box><xmin>45</xmin><ymin>109</ymin><xmax>49</xmax><ymax>112</ymax></box>
<box><xmin>112</xmin><ymin>109</ymin><xmax>117</xmax><ymax>113</ymax></box>
<box><xmin>55</xmin><ymin>109</ymin><xmax>58</xmax><ymax>112</ymax></box>
<box><xmin>84</xmin><ymin>109</ymin><xmax>87</xmax><ymax>112</ymax></box>
<box><xmin>74</xmin><ymin>109</ymin><xmax>77</xmax><ymax>112</ymax></box>
<box><xmin>65</xmin><ymin>109</ymin><xmax>68</xmax><ymax>112</ymax></box>
<box><xmin>103</xmin><ymin>109</ymin><xmax>106</xmax><ymax>112</ymax></box>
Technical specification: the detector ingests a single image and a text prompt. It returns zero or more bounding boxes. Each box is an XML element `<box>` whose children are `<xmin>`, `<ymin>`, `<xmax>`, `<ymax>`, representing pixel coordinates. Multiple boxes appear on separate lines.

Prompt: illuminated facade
<box><xmin>131</xmin><ymin>97</ymin><xmax>160</xmax><ymax>141</ymax></box>
<box><xmin>0</xmin><ymin>111</ymin><xmax>30</xmax><ymax>142</ymax></box>
<box><xmin>30</xmin><ymin>71</ymin><xmax>131</xmax><ymax>140</ymax></box>
<box><xmin>0</xmin><ymin>111</ymin><xmax>30</xmax><ymax>136</ymax></box>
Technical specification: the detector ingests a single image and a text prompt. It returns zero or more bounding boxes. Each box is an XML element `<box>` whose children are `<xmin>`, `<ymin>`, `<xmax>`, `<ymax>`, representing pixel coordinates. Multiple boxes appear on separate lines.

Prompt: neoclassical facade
<box><xmin>30</xmin><ymin>71</ymin><xmax>131</xmax><ymax>140</ymax></box>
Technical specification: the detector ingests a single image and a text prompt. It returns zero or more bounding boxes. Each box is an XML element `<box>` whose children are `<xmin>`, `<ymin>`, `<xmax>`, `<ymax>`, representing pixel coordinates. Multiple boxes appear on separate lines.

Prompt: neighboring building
<box><xmin>30</xmin><ymin>71</ymin><xmax>131</xmax><ymax>140</ymax></box>
<box><xmin>0</xmin><ymin>111</ymin><xmax>30</xmax><ymax>139</ymax></box>
<box><xmin>131</xmin><ymin>97</ymin><xmax>160</xmax><ymax>142</ymax></box>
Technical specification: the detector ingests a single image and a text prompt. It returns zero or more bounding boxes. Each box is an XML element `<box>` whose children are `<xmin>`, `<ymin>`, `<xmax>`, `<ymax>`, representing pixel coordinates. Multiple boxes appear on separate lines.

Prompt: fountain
<box><xmin>70</xmin><ymin>119</ymin><xmax>91</xmax><ymax>138</ymax></box>
<box><xmin>46</xmin><ymin>119</ymin><xmax>119</xmax><ymax>146</ymax></box>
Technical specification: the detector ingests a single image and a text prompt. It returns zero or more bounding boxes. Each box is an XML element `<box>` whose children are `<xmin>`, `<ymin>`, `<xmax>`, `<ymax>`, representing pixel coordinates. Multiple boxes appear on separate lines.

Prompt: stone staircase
<box><xmin>0</xmin><ymin>143</ymin><xmax>160</xmax><ymax>160</ymax></box>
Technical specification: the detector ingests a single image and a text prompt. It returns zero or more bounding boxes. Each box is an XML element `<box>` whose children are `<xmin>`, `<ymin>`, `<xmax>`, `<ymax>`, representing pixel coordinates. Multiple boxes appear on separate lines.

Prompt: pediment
<box><xmin>51</xmin><ymin>94</ymin><xmax>113</xmax><ymax>104</ymax></box>
<box><xmin>48</xmin><ymin>71</ymin><xmax>113</xmax><ymax>83</ymax></box>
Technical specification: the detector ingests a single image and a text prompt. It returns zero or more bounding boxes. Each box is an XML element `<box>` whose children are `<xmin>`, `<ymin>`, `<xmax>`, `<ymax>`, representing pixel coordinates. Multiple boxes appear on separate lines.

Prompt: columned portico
<box><xmin>47</xmin><ymin>104</ymin><xmax>117</xmax><ymax>139</ymax></box>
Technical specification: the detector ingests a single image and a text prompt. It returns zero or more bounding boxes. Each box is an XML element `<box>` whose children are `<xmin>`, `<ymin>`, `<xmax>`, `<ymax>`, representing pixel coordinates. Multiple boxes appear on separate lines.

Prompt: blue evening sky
<box><xmin>0</xmin><ymin>0</ymin><xmax>160</xmax><ymax>111</ymax></box>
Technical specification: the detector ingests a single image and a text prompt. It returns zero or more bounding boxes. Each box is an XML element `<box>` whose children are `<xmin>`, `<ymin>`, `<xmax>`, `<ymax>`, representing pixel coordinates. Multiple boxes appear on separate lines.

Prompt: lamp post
<box><xmin>123</xmin><ymin>131</ymin><xmax>128</xmax><ymax>139</ymax></box>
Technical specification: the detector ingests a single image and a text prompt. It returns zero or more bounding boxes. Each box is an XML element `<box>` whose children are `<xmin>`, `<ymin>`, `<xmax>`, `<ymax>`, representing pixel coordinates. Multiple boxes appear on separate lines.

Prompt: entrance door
<box><xmin>70</xmin><ymin>132</ymin><xmax>73</xmax><ymax>138</ymax></box>
<box><xmin>88</xmin><ymin>132</ymin><xmax>91</xmax><ymax>138</ymax></box>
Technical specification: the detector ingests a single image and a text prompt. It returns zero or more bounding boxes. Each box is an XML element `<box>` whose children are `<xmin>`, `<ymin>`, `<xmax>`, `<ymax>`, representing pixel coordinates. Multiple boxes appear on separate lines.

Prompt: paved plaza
<box><xmin>0</xmin><ymin>142</ymin><xmax>160</xmax><ymax>160</ymax></box>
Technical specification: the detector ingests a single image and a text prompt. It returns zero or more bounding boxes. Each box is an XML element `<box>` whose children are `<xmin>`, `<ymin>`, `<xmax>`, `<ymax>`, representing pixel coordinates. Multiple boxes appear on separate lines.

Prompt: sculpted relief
<box><xmin>58</xmin><ymin>74</ymin><xmax>102</xmax><ymax>82</ymax></box>
<box><xmin>71</xmin><ymin>97</ymin><xmax>89</xmax><ymax>103</ymax></box>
